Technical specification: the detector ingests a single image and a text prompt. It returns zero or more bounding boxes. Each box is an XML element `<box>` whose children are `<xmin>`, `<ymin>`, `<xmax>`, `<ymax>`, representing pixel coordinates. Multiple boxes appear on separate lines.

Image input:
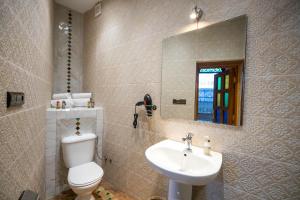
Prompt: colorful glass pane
<box><xmin>224</xmin><ymin>92</ymin><xmax>229</xmax><ymax>108</ymax></box>
<box><xmin>216</xmin><ymin>109</ymin><xmax>220</xmax><ymax>123</ymax></box>
<box><xmin>217</xmin><ymin>77</ymin><xmax>222</xmax><ymax>90</ymax></box>
<box><xmin>224</xmin><ymin>111</ymin><xmax>228</xmax><ymax>124</ymax></box>
<box><xmin>217</xmin><ymin>93</ymin><xmax>221</xmax><ymax>107</ymax></box>
<box><xmin>225</xmin><ymin>75</ymin><xmax>229</xmax><ymax>89</ymax></box>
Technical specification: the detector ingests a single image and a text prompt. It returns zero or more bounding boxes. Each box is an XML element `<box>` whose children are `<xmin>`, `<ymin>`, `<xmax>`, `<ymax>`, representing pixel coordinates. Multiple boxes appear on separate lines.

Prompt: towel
<box><xmin>52</xmin><ymin>93</ymin><xmax>71</xmax><ymax>100</ymax></box>
<box><xmin>72</xmin><ymin>98</ymin><xmax>90</xmax><ymax>107</ymax></box>
<box><xmin>72</xmin><ymin>93</ymin><xmax>92</xmax><ymax>99</ymax></box>
<box><xmin>50</xmin><ymin>99</ymin><xmax>73</xmax><ymax>108</ymax></box>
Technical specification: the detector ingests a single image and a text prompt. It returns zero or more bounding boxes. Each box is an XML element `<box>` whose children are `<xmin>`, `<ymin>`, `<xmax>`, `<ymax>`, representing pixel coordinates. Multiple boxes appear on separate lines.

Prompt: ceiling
<box><xmin>55</xmin><ymin>0</ymin><xmax>99</xmax><ymax>13</ymax></box>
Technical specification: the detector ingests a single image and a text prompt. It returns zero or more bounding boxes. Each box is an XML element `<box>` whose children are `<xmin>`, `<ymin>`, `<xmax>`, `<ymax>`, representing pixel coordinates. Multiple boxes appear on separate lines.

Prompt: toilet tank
<box><xmin>61</xmin><ymin>133</ymin><xmax>97</xmax><ymax>168</ymax></box>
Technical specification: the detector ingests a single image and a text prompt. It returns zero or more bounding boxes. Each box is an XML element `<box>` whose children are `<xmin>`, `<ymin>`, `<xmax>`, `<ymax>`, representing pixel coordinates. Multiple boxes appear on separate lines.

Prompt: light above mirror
<box><xmin>190</xmin><ymin>6</ymin><xmax>203</xmax><ymax>22</ymax></box>
<box><xmin>190</xmin><ymin>12</ymin><xmax>197</xmax><ymax>20</ymax></box>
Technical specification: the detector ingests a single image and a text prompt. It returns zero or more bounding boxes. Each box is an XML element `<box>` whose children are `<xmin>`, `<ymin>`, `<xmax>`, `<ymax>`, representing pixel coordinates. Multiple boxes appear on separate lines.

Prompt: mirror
<box><xmin>161</xmin><ymin>15</ymin><xmax>247</xmax><ymax>126</ymax></box>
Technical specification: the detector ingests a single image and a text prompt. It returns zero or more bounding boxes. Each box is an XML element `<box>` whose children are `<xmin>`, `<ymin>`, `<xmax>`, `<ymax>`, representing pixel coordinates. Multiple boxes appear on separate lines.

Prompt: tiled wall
<box><xmin>0</xmin><ymin>0</ymin><xmax>53</xmax><ymax>199</ymax></box>
<box><xmin>53</xmin><ymin>3</ymin><xmax>84</xmax><ymax>93</ymax></box>
<box><xmin>83</xmin><ymin>0</ymin><xmax>300</xmax><ymax>199</ymax></box>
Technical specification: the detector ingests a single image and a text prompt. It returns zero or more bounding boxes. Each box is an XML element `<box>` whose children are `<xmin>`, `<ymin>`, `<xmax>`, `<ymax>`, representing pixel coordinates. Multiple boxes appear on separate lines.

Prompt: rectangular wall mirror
<box><xmin>161</xmin><ymin>15</ymin><xmax>247</xmax><ymax>126</ymax></box>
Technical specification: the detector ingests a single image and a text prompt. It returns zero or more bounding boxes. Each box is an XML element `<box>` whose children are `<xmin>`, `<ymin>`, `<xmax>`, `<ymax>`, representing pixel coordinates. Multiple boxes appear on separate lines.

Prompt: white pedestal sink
<box><xmin>145</xmin><ymin>139</ymin><xmax>222</xmax><ymax>200</ymax></box>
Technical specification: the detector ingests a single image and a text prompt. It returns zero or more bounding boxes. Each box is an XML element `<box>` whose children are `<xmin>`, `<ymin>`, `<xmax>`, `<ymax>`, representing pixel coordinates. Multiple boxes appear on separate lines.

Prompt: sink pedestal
<box><xmin>168</xmin><ymin>180</ymin><xmax>192</xmax><ymax>200</ymax></box>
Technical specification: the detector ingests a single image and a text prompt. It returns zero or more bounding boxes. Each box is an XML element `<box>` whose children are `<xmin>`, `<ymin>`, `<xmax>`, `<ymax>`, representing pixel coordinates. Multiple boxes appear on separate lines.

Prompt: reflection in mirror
<box><xmin>195</xmin><ymin>61</ymin><xmax>243</xmax><ymax>125</ymax></box>
<box><xmin>161</xmin><ymin>15</ymin><xmax>247</xmax><ymax>126</ymax></box>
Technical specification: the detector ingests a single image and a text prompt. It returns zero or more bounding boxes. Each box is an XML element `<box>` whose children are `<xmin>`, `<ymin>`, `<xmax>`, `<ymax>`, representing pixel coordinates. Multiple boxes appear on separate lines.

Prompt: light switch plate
<box><xmin>7</xmin><ymin>92</ymin><xmax>25</xmax><ymax>107</ymax></box>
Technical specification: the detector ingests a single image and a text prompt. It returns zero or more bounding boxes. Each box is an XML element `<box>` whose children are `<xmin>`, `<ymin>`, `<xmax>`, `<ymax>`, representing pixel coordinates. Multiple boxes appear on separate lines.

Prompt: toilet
<box><xmin>61</xmin><ymin>133</ymin><xmax>104</xmax><ymax>200</ymax></box>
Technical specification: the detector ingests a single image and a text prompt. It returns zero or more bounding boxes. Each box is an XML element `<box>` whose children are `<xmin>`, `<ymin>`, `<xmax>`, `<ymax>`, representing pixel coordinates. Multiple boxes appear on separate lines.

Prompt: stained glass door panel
<box><xmin>213</xmin><ymin>68</ymin><xmax>236</xmax><ymax>125</ymax></box>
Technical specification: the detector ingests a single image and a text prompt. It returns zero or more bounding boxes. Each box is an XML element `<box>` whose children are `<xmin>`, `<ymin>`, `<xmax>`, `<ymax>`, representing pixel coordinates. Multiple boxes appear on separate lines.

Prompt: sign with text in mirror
<box><xmin>161</xmin><ymin>15</ymin><xmax>247</xmax><ymax>126</ymax></box>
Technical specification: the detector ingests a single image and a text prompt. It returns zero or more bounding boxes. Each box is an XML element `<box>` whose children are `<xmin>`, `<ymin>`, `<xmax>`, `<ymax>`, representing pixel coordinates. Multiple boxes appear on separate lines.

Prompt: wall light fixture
<box><xmin>190</xmin><ymin>6</ymin><xmax>203</xmax><ymax>22</ymax></box>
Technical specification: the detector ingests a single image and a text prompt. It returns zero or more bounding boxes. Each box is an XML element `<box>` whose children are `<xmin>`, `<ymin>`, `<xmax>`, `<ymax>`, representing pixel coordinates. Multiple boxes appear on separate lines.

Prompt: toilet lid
<box><xmin>68</xmin><ymin>162</ymin><xmax>104</xmax><ymax>186</ymax></box>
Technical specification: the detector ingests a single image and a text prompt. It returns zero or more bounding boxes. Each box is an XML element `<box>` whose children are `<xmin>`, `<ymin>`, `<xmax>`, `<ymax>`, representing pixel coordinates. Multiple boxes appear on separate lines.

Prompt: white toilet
<box><xmin>61</xmin><ymin>133</ymin><xmax>104</xmax><ymax>200</ymax></box>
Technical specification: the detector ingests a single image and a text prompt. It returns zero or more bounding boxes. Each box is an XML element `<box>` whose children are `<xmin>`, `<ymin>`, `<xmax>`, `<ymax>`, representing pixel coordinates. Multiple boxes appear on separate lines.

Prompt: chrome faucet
<box><xmin>182</xmin><ymin>132</ymin><xmax>194</xmax><ymax>151</ymax></box>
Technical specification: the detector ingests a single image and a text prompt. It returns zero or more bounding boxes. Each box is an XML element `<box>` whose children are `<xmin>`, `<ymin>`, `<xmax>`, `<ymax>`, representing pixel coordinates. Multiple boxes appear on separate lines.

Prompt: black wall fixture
<box><xmin>67</xmin><ymin>10</ymin><xmax>72</xmax><ymax>93</ymax></box>
<box><xmin>7</xmin><ymin>92</ymin><xmax>25</xmax><ymax>108</ymax></box>
<box><xmin>133</xmin><ymin>94</ymin><xmax>157</xmax><ymax>128</ymax></box>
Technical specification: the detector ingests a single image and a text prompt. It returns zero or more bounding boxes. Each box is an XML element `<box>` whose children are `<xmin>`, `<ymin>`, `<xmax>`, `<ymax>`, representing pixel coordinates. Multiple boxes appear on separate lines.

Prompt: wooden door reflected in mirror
<box><xmin>195</xmin><ymin>60</ymin><xmax>243</xmax><ymax>126</ymax></box>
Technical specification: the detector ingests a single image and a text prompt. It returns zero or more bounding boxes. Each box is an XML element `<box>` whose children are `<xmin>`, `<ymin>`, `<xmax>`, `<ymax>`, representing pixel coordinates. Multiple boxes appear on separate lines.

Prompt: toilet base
<box><xmin>75</xmin><ymin>194</ymin><xmax>95</xmax><ymax>200</ymax></box>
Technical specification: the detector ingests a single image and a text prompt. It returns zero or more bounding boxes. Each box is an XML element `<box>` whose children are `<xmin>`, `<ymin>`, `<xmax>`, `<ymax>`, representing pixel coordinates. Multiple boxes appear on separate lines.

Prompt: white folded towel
<box><xmin>72</xmin><ymin>98</ymin><xmax>90</xmax><ymax>107</ymax></box>
<box><xmin>52</xmin><ymin>93</ymin><xmax>71</xmax><ymax>100</ymax></box>
<box><xmin>72</xmin><ymin>93</ymin><xmax>92</xmax><ymax>99</ymax></box>
<box><xmin>50</xmin><ymin>99</ymin><xmax>73</xmax><ymax>108</ymax></box>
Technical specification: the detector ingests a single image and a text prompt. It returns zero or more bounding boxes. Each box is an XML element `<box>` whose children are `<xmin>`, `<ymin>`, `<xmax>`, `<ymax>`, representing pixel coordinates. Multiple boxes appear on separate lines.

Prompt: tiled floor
<box><xmin>50</xmin><ymin>181</ymin><xmax>134</xmax><ymax>200</ymax></box>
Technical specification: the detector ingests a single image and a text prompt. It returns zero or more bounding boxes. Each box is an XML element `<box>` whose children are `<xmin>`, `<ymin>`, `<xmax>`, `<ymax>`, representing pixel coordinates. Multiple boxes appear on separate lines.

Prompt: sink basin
<box><xmin>145</xmin><ymin>139</ymin><xmax>222</xmax><ymax>200</ymax></box>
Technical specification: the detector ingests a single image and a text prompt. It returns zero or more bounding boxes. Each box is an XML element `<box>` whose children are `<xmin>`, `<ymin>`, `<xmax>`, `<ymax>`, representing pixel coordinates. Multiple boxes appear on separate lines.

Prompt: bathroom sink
<box><xmin>145</xmin><ymin>139</ymin><xmax>222</xmax><ymax>185</ymax></box>
<box><xmin>145</xmin><ymin>139</ymin><xmax>222</xmax><ymax>200</ymax></box>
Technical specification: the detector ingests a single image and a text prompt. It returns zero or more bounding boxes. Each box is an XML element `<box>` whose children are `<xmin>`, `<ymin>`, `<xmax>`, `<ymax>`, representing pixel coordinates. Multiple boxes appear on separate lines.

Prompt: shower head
<box><xmin>58</xmin><ymin>22</ymin><xmax>71</xmax><ymax>34</ymax></box>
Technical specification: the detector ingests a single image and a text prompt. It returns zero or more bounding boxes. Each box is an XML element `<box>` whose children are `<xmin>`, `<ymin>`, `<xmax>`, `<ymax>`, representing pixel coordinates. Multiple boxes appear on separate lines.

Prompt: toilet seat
<box><xmin>68</xmin><ymin>162</ymin><xmax>103</xmax><ymax>187</ymax></box>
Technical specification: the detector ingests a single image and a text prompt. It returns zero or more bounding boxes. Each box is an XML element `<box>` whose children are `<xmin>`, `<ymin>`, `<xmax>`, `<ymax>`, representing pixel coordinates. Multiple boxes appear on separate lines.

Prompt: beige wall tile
<box><xmin>53</xmin><ymin>3</ymin><xmax>84</xmax><ymax>93</ymax></box>
<box><xmin>0</xmin><ymin>0</ymin><xmax>53</xmax><ymax>199</ymax></box>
